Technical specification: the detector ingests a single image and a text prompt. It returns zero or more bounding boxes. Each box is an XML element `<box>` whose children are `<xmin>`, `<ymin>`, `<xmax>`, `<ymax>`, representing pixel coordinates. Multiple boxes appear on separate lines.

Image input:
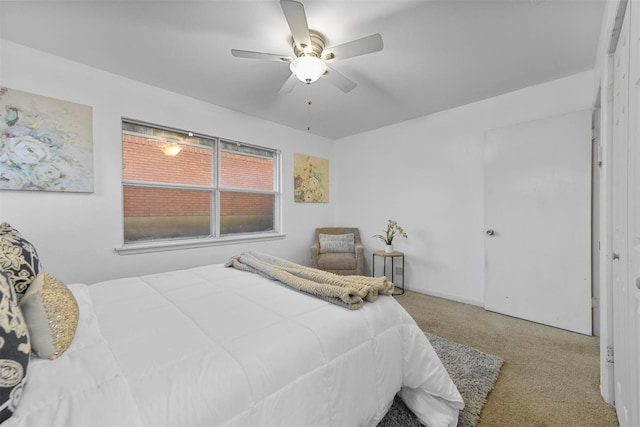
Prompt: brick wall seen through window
<box><xmin>122</xmin><ymin>120</ymin><xmax>279</xmax><ymax>243</ymax></box>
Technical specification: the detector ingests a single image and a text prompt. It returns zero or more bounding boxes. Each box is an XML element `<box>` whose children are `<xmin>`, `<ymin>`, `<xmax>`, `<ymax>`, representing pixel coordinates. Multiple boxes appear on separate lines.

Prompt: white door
<box><xmin>630</xmin><ymin>101</ymin><xmax>640</xmax><ymax>426</ymax></box>
<box><xmin>627</xmin><ymin>0</ymin><xmax>640</xmax><ymax>422</ymax></box>
<box><xmin>484</xmin><ymin>110</ymin><xmax>592</xmax><ymax>335</ymax></box>
<box><xmin>612</xmin><ymin>22</ymin><xmax>631</xmax><ymax>427</ymax></box>
<box><xmin>630</xmin><ymin>147</ymin><xmax>640</xmax><ymax>424</ymax></box>
<box><xmin>612</xmin><ymin>4</ymin><xmax>630</xmax><ymax>424</ymax></box>
<box><xmin>618</xmin><ymin>0</ymin><xmax>640</xmax><ymax>423</ymax></box>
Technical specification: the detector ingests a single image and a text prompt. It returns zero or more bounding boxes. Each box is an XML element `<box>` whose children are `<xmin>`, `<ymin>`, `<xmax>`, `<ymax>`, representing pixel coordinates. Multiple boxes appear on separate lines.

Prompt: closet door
<box><xmin>611</xmin><ymin>2</ymin><xmax>634</xmax><ymax>424</ymax></box>
<box><xmin>619</xmin><ymin>0</ymin><xmax>640</xmax><ymax>423</ymax></box>
<box><xmin>484</xmin><ymin>110</ymin><xmax>592</xmax><ymax>335</ymax></box>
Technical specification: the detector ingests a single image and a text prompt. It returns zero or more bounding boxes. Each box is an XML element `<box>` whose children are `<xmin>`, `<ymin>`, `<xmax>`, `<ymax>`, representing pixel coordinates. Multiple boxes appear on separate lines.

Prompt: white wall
<box><xmin>333</xmin><ymin>70</ymin><xmax>597</xmax><ymax>305</ymax></box>
<box><xmin>0</xmin><ymin>40</ymin><xmax>334</xmax><ymax>285</ymax></box>
<box><xmin>1</xmin><ymin>40</ymin><xmax>598</xmax><ymax>308</ymax></box>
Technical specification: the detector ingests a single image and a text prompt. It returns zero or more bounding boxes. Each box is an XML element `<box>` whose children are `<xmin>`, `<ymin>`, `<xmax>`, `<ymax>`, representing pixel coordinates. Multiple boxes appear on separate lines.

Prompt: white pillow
<box><xmin>319</xmin><ymin>233</ymin><xmax>355</xmax><ymax>253</ymax></box>
<box><xmin>7</xmin><ymin>283</ymin><xmax>144</xmax><ymax>426</ymax></box>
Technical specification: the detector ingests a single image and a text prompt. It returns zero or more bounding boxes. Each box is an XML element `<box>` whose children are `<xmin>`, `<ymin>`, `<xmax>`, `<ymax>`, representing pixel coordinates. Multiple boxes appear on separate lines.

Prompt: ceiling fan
<box><xmin>231</xmin><ymin>0</ymin><xmax>383</xmax><ymax>93</ymax></box>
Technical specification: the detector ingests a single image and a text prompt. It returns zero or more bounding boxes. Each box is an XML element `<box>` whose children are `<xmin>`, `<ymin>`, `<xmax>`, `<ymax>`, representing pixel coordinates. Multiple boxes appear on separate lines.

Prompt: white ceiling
<box><xmin>0</xmin><ymin>0</ymin><xmax>605</xmax><ymax>140</ymax></box>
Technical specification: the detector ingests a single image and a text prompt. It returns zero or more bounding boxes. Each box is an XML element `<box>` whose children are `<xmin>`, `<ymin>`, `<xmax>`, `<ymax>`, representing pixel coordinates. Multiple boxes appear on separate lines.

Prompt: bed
<box><xmin>4</xmin><ymin>251</ymin><xmax>464</xmax><ymax>426</ymax></box>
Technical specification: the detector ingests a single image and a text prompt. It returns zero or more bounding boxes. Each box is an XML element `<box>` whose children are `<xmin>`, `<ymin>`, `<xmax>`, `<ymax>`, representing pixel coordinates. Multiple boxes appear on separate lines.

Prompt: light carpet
<box><xmin>379</xmin><ymin>332</ymin><xmax>503</xmax><ymax>427</ymax></box>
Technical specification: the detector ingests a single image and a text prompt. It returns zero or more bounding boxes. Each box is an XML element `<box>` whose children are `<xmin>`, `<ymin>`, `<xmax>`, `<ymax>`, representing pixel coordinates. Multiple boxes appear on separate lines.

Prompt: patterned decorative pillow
<box><xmin>19</xmin><ymin>273</ymin><xmax>79</xmax><ymax>360</ymax></box>
<box><xmin>0</xmin><ymin>223</ymin><xmax>42</xmax><ymax>301</ymax></box>
<box><xmin>0</xmin><ymin>269</ymin><xmax>30</xmax><ymax>423</ymax></box>
<box><xmin>319</xmin><ymin>233</ymin><xmax>355</xmax><ymax>254</ymax></box>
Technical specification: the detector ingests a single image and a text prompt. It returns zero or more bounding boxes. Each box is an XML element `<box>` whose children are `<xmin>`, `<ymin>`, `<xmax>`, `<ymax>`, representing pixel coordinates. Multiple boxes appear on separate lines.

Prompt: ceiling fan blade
<box><xmin>280</xmin><ymin>0</ymin><xmax>312</xmax><ymax>54</ymax></box>
<box><xmin>323</xmin><ymin>66</ymin><xmax>357</xmax><ymax>93</ymax></box>
<box><xmin>322</xmin><ymin>33</ymin><xmax>383</xmax><ymax>61</ymax></box>
<box><xmin>231</xmin><ymin>49</ymin><xmax>292</xmax><ymax>63</ymax></box>
<box><xmin>279</xmin><ymin>73</ymin><xmax>299</xmax><ymax>94</ymax></box>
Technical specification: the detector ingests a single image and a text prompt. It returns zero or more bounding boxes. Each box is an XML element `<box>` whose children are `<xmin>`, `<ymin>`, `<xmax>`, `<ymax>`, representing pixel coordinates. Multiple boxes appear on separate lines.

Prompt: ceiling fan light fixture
<box><xmin>290</xmin><ymin>55</ymin><xmax>327</xmax><ymax>83</ymax></box>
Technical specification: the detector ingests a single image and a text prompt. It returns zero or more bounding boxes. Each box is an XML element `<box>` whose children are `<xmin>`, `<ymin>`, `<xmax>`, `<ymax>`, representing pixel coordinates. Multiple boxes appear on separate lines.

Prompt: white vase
<box><xmin>384</xmin><ymin>244</ymin><xmax>394</xmax><ymax>253</ymax></box>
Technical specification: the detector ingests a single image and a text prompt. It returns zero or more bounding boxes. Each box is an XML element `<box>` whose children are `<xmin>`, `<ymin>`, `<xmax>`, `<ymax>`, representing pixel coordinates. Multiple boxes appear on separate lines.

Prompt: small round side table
<box><xmin>372</xmin><ymin>250</ymin><xmax>405</xmax><ymax>295</ymax></box>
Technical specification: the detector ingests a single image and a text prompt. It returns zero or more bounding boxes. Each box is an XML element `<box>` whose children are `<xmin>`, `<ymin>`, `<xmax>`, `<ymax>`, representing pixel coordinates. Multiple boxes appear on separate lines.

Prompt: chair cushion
<box><xmin>317</xmin><ymin>252</ymin><xmax>357</xmax><ymax>270</ymax></box>
<box><xmin>318</xmin><ymin>233</ymin><xmax>355</xmax><ymax>254</ymax></box>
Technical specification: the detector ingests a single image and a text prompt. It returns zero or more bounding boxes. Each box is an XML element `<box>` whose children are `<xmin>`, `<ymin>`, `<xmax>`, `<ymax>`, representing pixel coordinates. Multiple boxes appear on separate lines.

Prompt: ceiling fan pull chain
<box><xmin>307</xmin><ymin>83</ymin><xmax>312</xmax><ymax>132</ymax></box>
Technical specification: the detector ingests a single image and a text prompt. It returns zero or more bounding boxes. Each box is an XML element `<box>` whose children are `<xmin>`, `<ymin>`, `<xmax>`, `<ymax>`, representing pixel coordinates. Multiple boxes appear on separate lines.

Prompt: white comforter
<box><xmin>7</xmin><ymin>264</ymin><xmax>463</xmax><ymax>427</ymax></box>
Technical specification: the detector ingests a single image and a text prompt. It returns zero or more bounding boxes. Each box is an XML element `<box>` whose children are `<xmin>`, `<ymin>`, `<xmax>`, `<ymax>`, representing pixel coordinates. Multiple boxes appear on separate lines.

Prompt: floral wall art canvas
<box><xmin>0</xmin><ymin>87</ymin><xmax>93</xmax><ymax>192</ymax></box>
<box><xmin>293</xmin><ymin>153</ymin><xmax>329</xmax><ymax>203</ymax></box>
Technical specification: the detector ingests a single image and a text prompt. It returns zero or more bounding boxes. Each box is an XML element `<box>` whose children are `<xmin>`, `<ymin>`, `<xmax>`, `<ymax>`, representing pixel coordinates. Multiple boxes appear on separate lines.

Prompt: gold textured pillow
<box><xmin>19</xmin><ymin>273</ymin><xmax>79</xmax><ymax>360</ymax></box>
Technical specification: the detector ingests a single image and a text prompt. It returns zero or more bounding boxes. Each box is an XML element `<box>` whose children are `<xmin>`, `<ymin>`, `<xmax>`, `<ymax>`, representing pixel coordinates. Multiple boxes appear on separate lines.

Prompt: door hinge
<box><xmin>607</xmin><ymin>345</ymin><xmax>614</xmax><ymax>363</ymax></box>
<box><xmin>592</xmin><ymin>297</ymin><xmax>599</xmax><ymax>308</ymax></box>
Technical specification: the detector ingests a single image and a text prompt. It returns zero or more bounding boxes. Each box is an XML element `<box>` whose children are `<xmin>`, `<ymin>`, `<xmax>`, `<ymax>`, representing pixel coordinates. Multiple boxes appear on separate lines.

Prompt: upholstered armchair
<box><xmin>311</xmin><ymin>227</ymin><xmax>365</xmax><ymax>276</ymax></box>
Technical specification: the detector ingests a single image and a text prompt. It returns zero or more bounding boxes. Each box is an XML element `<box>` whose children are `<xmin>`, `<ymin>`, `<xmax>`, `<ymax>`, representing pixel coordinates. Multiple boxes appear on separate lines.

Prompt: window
<box><xmin>122</xmin><ymin>120</ymin><xmax>281</xmax><ymax>247</ymax></box>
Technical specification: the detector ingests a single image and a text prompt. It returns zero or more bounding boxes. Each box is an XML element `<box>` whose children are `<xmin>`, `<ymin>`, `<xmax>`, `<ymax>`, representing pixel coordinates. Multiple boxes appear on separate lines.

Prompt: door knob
<box><xmin>485</xmin><ymin>229</ymin><xmax>495</xmax><ymax>236</ymax></box>
<box><xmin>613</xmin><ymin>253</ymin><xmax>620</xmax><ymax>261</ymax></box>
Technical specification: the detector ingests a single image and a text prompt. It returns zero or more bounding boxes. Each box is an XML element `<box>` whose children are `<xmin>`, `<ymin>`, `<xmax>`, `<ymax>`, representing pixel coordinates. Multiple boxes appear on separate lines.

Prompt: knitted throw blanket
<box><xmin>225</xmin><ymin>251</ymin><xmax>394</xmax><ymax>310</ymax></box>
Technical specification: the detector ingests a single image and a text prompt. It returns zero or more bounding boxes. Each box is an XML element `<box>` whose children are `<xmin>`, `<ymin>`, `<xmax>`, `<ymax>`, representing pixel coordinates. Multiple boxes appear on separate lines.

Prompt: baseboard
<box><xmin>404</xmin><ymin>285</ymin><xmax>484</xmax><ymax>308</ymax></box>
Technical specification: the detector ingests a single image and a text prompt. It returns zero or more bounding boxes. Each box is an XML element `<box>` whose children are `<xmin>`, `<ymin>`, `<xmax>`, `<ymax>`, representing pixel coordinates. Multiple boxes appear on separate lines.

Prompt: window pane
<box><xmin>123</xmin><ymin>122</ymin><xmax>213</xmax><ymax>186</ymax></box>
<box><xmin>220</xmin><ymin>141</ymin><xmax>274</xmax><ymax>190</ymax></box>
<box><xmin>122</xmin><ymin>120</ymin><xmax>281</xmax><ymax>246</ymax></box>
<box><xmin>124</xmin><ymin>186</ymin><xmax>211</xmax><ymax>242</ymax></box>
<box><xmin>220</xmin><ymin>192</ymin><xmax>274</xmax><ymax>235</ymax></box>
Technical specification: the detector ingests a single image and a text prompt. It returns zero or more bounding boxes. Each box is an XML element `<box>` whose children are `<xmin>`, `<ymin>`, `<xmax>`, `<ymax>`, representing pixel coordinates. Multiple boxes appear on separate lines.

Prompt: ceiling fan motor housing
<box><xmin>293</xmin><ymin>30</ymin><xmax>326</xmax><ymax>58</ymax></box>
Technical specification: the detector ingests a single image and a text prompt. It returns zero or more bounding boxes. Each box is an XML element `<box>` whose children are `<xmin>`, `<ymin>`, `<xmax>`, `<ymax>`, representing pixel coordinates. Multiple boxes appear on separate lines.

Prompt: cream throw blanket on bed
<box><xmin>225</xmin><ymin>251</ymin><xmax>394</xmax><ymax>310</ymax></box>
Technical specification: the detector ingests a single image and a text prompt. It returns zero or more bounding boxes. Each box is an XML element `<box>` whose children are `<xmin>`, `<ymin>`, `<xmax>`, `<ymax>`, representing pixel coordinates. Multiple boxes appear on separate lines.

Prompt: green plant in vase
<box><xmin>373</xmin><ymin>219</ymin><xmax>408</xmax><ymax>253</ymax></box>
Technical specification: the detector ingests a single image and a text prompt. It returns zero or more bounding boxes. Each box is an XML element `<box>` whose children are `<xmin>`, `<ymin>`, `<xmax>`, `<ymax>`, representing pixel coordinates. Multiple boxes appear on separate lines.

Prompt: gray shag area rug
<box><xmin>379</xmin><ymin>332</ymin><xmax>503</xmax><ymax>427</ymax></box>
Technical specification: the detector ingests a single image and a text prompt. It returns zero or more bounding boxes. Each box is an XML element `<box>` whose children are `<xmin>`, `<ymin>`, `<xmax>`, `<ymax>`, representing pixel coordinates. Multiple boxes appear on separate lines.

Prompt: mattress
<box><xmin>7</xmin><ymin>263</ymin><xmax>464</xmax><ymax>426</ymax></box>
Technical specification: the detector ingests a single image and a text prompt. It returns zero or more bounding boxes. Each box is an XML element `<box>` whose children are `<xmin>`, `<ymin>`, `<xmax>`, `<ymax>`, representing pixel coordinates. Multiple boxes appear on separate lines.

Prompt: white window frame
<box><xmin>116</xmin><ymin>119</ymin><xmax>284</xmax><ymax>255</ymax></box>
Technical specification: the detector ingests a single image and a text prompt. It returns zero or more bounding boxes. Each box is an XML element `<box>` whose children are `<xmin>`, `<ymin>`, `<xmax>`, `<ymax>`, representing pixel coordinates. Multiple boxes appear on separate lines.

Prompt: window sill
<box><xmin>115</xmin><ymin>233</ymin><xmax>286</xmax><ymax>255</ymax></box>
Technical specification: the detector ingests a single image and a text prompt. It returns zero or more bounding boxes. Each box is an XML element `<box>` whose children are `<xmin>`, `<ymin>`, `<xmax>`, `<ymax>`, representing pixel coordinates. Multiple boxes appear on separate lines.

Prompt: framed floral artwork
<box><xmin>0</xmin><ymin>87</ymin><xmax>93</xmax><ymax>192</ymax></box>
<box><xmin>293</xmin><ymin>153</ymin><xmax>329</xmax><ymax>203</ymax></box>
